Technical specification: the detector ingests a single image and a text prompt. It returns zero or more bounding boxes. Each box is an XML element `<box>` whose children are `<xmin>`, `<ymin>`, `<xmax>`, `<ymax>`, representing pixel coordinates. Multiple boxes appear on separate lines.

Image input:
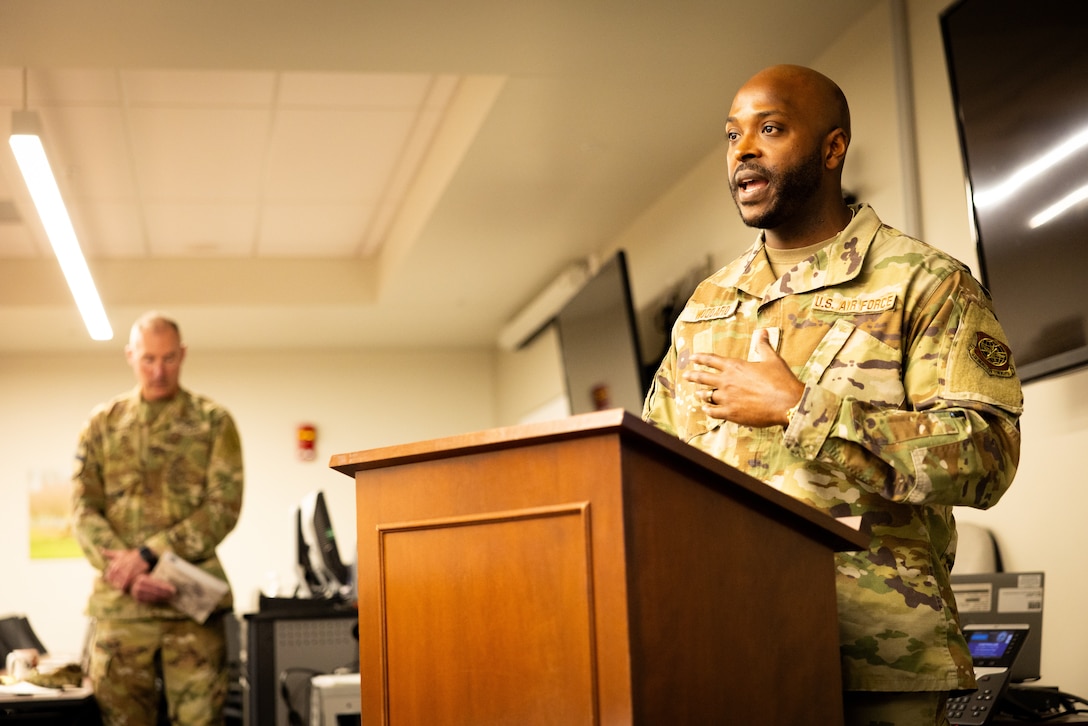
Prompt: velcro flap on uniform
<box><xmin>678</xmin><ymin>298</ymin><xmax>739</xmax><ymax>323</ymax></box>
<box><xmin>812</xmin><ymin>292</ymin><xmax>897</xmax><ymax>314</ymax></box>
<box><xmin>798</xmin><ymin>318</ymin><xmax>856</xmax><ymax>385</ymax></box>
<box><xmin>945</xmin><ymin>301</ymin><xmax>1023</xmax><ymax>412</ymax></box>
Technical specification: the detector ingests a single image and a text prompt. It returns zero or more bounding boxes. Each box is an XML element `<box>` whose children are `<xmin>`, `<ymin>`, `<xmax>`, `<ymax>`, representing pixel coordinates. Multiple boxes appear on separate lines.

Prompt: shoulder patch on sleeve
<box><xmin>945</xmin><ymin>302</ymin><xmax>1023</xmax><ymax>412</ymax></box>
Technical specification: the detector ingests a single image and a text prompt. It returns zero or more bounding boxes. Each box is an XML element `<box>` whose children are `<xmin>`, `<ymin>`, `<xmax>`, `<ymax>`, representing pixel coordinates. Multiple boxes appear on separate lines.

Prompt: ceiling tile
<box><xmin>42</xmin><ymin>106</ymin><xmax>137</xmax><ymax>201</ymax></box>
<box><xmin>381</xmin><ymin>105</ymin><xmax>445</xmax><ymax>203</ymax></box>
<box><xmin>262</xmin><ymin>108</ymin><xmax>417</xmax><ymax>201</ymax></box>
<box><xmin>143</xmin><ymin>202</ymin><xmax>257</xmax><ymax>256</ymax></box>
<box><xmin>127</xmin><ymin>107</ymin><xmax>272</xmax><ymax>200</ymax></box>
<box><xmin>278</xmin><ymin>72</ymin><xmax>434</xmax><ymax>108</ymax></box>
<box><xmin>258</xmin><ymin>203</ymin><xmax>375</xmax><ymax>257</ymax></box>
<box><xmin>0</xmin><ymin>152</ymin><xmax>19</xmax><ymax>197</ymax></box>
<box><xmin>121</xmin><ymin>69</ymin><xmax>277</xmax><ymax>106</ymax></box>
<box><xmin>76</xmin><ymin>201</ymin><xmax>147</xmax><ymax>258</ymax></box>
<box><xmin>0</xmin><ymin>221</ymin><xmax>37</xmax><ymax>257</ymax></box>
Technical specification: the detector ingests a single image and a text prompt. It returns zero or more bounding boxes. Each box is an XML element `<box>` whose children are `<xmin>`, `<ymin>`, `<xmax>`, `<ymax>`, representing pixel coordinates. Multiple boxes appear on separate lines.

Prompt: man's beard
<box><xmin>730</xmin><ymin>147</ymin><xmax>824</xmax><ymax>230</ymax></box>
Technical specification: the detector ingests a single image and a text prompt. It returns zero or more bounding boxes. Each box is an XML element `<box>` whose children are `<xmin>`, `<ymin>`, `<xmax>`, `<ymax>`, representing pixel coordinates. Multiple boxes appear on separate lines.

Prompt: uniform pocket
<box><xmin>812</xmin><ymin>320</ymin><xmax>905</xmax><ymax>407</ymax></box>
<box><xmin>670</xmin><ymin>297</ymin><xmax>743</xmax><ymax>440</ymax></box>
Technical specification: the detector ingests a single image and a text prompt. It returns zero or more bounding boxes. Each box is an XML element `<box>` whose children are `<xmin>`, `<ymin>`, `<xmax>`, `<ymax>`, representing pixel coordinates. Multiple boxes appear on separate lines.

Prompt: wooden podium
<box><xmin>331</xmin><ymin>409</ymin><xmax>867</xmax><ymax>725</ymax></box>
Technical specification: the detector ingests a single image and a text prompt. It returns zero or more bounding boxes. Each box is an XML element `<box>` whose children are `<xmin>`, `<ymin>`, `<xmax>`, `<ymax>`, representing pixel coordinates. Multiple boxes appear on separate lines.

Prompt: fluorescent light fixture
<box><xmin>1028</xmin><ymin>182</ymin><xmax>1088</xmax><ymax>229</ymax></box>
<box><xmin>9</xmin><ymin>110</ymin><xmax>113</xmax><ymax>341</ymax></box>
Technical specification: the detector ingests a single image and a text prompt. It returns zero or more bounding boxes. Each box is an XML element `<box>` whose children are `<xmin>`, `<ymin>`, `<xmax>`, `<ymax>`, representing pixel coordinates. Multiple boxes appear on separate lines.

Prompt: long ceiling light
<box><xmin>9</xmin><ymin>109</ymin><xmax>113</xmax><ymax>341</ymax></box>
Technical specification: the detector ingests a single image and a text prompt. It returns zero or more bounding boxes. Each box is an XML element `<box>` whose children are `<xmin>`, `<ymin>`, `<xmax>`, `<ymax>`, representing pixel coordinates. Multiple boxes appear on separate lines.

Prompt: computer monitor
<box><xmin>295</xmin><ymin>490</ymin><xmax>353</xmax><ymax>600</ymax></box>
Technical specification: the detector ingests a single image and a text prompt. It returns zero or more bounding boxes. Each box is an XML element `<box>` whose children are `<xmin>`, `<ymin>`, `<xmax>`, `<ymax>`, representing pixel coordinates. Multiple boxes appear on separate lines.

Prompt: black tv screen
<box><xmin>555</xmin><ymin>250</ymin><xmax>647</xmax><ymax>416</ymax></box>
<box><xmin>941</xmin><ymin>0</ymin><xmax>1088</xmax><ymax>383</ymax></box>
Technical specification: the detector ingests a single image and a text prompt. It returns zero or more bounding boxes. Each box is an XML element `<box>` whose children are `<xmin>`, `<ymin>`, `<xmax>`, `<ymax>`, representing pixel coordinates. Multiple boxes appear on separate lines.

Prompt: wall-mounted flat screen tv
<box><xmin>941</xmin><ymin>0</ymin><xmax>1088</xmax><ymax>383</ymax></box>
<box><xmin>555</xmin><ymin>250</ymin><xmax>648</xmax><ymax>416</ymax></box>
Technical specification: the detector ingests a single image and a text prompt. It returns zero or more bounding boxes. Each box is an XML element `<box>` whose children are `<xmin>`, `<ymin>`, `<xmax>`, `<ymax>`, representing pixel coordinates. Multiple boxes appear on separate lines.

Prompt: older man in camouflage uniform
<box><xmin>643</xmin><ymin>65</ymin><xmax>1022</xmax><ymax>725</ymax></box>
<box><xmin>73</xmin><ymin>312</ymin><xmax>244</xmax><ymax>726</ymax></box>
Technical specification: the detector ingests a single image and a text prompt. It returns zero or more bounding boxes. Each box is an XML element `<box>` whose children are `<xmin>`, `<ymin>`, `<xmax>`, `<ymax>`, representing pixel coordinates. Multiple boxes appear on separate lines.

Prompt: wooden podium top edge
<box><xmin>329</xmin><ymin>408</ymin><xmax>868</xmax><ymax>552</ymax></box>
<box><xmin>328</xmin><ymin>408</ymin><xmax>632</xmax><ymax>475</ymax></box>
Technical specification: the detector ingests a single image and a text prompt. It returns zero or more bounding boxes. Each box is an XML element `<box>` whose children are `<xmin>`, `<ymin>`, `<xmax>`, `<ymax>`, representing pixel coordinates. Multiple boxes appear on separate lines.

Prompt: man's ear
<box><xmin>824</xmin><ymin>128</ymin><xmax>849</xmax><ymax>171</ymax></box>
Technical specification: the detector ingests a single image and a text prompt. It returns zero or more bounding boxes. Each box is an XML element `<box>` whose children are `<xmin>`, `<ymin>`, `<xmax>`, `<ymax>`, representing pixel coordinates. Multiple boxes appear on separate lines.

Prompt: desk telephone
<box><xmin>948</xmin><ymin>624</ymin><xmax>1030</xmax><ymax>726</ymax></box>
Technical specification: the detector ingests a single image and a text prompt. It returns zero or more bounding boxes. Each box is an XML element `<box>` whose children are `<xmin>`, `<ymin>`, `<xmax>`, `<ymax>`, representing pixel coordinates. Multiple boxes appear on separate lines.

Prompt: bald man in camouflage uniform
<box><xmin>644</xmin><ymin>66</ymin><xmax>1022</xmax><ymax>725</ymax></box>
<box><xmin>73</xmin><ymin>312</ymin><xmax>244</xmax><ymax>726</ymax></box>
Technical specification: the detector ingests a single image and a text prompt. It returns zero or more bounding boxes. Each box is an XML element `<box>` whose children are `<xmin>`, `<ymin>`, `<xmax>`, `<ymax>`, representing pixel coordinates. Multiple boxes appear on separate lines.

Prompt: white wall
<box><xmin>495</xmin><ymin>326</ymin><xmax>569</xmax><ymax>426</ymax></box>
<box><xmin>0</xmin><ymin>346</ymin><xmax>496</xmax><ymax>656</ymax></box>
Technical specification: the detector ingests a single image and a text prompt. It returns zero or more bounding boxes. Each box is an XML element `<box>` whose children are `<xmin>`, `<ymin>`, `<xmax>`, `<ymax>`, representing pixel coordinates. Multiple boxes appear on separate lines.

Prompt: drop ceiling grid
<box><xmin>1</xmin><ymin>67</ymin><xmax>457</xmax><ymax>260</ymax></box>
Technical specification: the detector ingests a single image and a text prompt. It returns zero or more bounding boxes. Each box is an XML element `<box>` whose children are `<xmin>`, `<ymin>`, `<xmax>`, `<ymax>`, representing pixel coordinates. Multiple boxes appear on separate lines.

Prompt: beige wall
<box><xmin>0</xmin><ymin>347</ymin><xmax>497</xmax><ymax>656</ymax></box>
<box><xmin>495</xmin><ymin>325</ymin><xmax>569</xmax><ymax>425</ymax></box>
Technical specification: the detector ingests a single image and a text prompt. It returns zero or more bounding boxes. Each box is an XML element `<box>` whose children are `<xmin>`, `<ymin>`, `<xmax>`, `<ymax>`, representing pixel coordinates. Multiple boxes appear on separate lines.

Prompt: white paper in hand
<box><xmin>151</xmin><ymin>552</ymin><xmax>229</xmax><ymax>624</ymax></box>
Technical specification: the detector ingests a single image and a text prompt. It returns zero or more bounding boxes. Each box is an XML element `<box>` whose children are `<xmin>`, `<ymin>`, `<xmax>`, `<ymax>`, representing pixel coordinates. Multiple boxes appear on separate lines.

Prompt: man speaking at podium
<box><xmin>643</xmin><ymin>65</ymin><xmax>1023</xmax><ymax>725</ymax></box>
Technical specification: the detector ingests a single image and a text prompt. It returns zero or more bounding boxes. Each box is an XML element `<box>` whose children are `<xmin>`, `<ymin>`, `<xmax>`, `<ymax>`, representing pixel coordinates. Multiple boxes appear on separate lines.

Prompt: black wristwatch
<box><xmin>138</xmin><ymin>545</ymin><xmax>159</xmax><ymax>570</ymax></box>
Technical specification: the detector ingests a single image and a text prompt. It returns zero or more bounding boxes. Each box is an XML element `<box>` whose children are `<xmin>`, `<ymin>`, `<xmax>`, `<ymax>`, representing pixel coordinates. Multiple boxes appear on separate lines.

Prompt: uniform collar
<box><xmin>734</xmin><ymin>203</ymin><xmax>881</xmax><ymax>301</ymax></box>
<box><xmin>121</xmin><ymin>385</ymin><xmax>190</xmax><ymax>426</ymax></box>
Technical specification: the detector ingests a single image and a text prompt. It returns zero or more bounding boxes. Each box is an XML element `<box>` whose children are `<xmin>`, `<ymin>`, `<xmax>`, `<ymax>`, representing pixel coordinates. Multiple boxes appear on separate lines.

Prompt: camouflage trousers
<box><xmin>843</xmin><ymin>690</ymin><xmax>951</xmax><ymax>726</ymax></box>
<box><xmin>88</xmin><ymin>614</ymin><xmax>228</xmax><ymax>726</ymax></box>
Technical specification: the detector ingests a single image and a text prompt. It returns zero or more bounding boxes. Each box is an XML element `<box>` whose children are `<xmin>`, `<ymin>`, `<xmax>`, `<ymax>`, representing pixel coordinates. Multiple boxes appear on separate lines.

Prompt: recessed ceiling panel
<box><xmin>0</xmin><ymin>219</ymin><xmax>36</xmax><ymax>257</ymax></box>
<box><xmin>77</xmin><ymin>200</ymin><xmax>147</xmax><ymax>258</ymax></box>
<box><xmin>127</xmin><ymin>107</ymin><xmax>271</xmax><ymax>200</ymax></box>
<box><xmin>278</xmin><ymin>72</ymin><xmax>434</xmax><ymax>109</ymax></box>
<box><xmin>262</xmin><ymin>107</ymin><xmax>418</xmax><ymax>202</ymax></box>
<box><xmin>258</xmin><ymin>202</ymin><xmax>376</xmax><ymax>257</ymax></box>
<box><xmin>143</xmin><ymin>202</ymin><xmax>258</xmax><ymax>256</ymax></box>
<box><xmin>121</xmin><ymin>69</ymin><xmax>277</xmax><ymax>106</ymax></box>
<box><xmin>44</xmin><ymin>106</ymin><xmax>137</xmax><ymax>201</ymax></box>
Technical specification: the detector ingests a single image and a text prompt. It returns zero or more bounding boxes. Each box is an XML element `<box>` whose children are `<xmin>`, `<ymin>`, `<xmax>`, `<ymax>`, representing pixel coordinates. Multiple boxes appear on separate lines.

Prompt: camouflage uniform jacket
<box><xmin>73</xmin><ymin>386</ymin><xmax>244</xmax><ymax>620</ymax></box>
<box><xmin>643</xmin><ymin>204</ymin><xmax>1023</xmax><ymax>692</ymax></box>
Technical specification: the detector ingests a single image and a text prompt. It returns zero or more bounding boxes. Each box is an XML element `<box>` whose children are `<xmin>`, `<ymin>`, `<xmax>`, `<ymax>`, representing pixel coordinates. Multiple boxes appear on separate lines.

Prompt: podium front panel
<box><xmin>379</xmin><ymin>504</ymin><xmax>597</xmax><ymax>724</ymax></box>
<box><xmin>354</xmin><ymin>435</ymin><xmax>634</xmax><ymax>725</ymax></box>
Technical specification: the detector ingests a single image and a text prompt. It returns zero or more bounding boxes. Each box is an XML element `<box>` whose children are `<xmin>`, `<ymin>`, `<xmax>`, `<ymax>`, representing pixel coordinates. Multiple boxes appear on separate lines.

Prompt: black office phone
<box><xmin>948</xmin><ymin>624</ymin><xmax>1030</xmax><ymax>726</ymax></box>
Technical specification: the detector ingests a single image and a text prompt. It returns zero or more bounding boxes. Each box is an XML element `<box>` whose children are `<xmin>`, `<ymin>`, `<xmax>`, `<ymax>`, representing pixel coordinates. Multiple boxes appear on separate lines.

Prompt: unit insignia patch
<box><xmin>970</xmin><ymin>332</ymin><xmax>1014</xmax><ymax>378</ymax></box>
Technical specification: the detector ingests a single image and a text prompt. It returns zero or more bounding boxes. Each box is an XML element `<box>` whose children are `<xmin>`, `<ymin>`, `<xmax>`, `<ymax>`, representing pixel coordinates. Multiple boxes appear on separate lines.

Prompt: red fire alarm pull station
<box><xmin>297</xmin><ymin>423</ymin><xmax>317</xmax><ymax>461</ymax></box>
